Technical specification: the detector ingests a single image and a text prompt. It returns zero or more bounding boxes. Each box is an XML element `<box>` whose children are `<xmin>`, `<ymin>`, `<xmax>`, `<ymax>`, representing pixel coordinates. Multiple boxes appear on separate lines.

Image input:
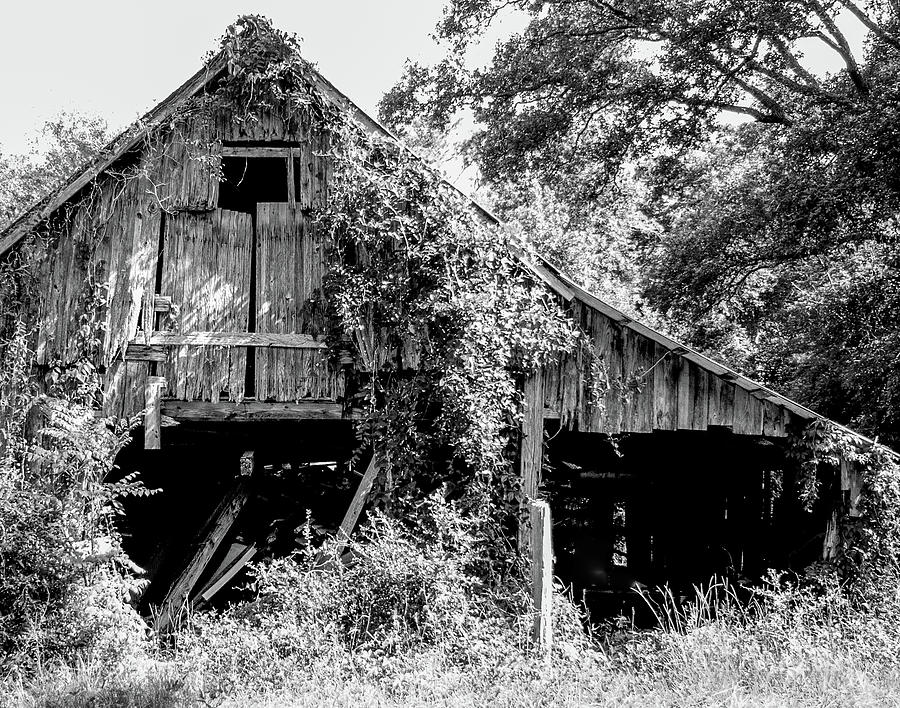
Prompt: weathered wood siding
<box><xmin>159</xmin><ymin>209</ymin><xmax>252</xmax><ymax>402</ymax></box>
<box><xmin>22</xmin><ymin>103</ymin><xmax>339</xmax><ymax>417</ymax></box>
<box><xmin>14</xmin><ymin>97</ymin><xmax>797</xmax><ymax>434</ymax></box>
<box><xmin>255</xmin><ymin>202</ymin><xmax>340</xmax><ymax>401</ymax></box>
<box><xmin>544</xmin><ymin>301</ymin><xmax>793</xmax><ymax>438</ymax></box>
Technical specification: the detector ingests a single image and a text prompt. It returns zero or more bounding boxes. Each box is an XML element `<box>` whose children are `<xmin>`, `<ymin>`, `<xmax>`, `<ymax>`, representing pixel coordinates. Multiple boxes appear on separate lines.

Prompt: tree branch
<box><xmin>673</xmin><ymin>97</ymin><xmax>786</xmax><ymax>123</ymax></box>
<box><xmin>770</xmin><ymin>36</ymin><xmax>822</xmax><ymax>88</ymax></box>
<box><xmin>836</xmin><ymin>0</ymin><xmax>900</xmax><ymax>53</ymax></box>
<box><xmin>746</xmin><ymin>58</ymin><xmax>851</xmax><ymax>105</ymax></box>
<box><xmin>805</xmin><ymin>0</ymin><xmax>870</xmax><ymax>94</ymax></box>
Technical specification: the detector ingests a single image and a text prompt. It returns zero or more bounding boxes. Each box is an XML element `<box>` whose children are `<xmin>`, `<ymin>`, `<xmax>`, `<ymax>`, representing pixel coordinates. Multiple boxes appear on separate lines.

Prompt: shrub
<box><xmin>0</xmin><ymin>394</ymin><xmax>148</xmax><ymax>675</ymax></box>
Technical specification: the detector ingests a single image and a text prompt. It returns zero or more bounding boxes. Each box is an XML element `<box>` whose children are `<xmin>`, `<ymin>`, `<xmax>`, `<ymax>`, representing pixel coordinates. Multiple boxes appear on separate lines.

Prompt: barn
<box><xmin>0</xmin><ymin>18</ymin><xmax>891</xmax><ymax>633</ymax></box>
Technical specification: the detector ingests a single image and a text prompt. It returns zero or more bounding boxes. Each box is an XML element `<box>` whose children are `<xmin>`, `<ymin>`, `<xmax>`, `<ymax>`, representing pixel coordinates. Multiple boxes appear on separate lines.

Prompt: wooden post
<box><xmin>144</xmin><ymin>376</ymin><xmax>166</xmax><ymax>449</ymax></box>
<box><xmin>530</xmin><ymin>500</ymin><xmax>553</xmax><ymax>652</ymax></box>
<box><xmin>519</xmin><ymin>371</ymin><xmax>545</xmax><ymax>551</ymax></box>
<box><xmin>154</xmin><ymin>450</ymin><xmax>255</xmax><ymax>633</ymax></box>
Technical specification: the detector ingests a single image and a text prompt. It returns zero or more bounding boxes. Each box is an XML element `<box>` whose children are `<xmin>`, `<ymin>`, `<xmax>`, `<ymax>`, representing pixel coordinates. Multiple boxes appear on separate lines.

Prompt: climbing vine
<box><xmin>182</xmin><ymin>16</ymin><xmax>582</xmax><ymax>523</ymax></box>
<box><xmin>789</xmin><ymin>419</ymin><xmax>900</xmax><ymax>585</ymax></box>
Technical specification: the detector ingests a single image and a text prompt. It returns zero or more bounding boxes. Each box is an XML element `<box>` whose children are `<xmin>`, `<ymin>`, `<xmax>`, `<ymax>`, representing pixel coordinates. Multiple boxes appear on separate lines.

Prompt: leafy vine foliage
<box><xmin>790</xmin><ymin>420</ymin><xmax>900</xmax><ymax>587</ymax></box>
<box><xmin>208</xmin><ymin>16</ymin><xmax>579</xmax><ymax>524</ymax></box>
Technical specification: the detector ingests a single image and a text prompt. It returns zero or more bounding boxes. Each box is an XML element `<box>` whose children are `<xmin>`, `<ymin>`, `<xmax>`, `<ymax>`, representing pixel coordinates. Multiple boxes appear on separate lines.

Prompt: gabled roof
<box><xmin>0</xmin><ymin>43</ymin><xmax>892</xmax><ymax>454</ymax></box>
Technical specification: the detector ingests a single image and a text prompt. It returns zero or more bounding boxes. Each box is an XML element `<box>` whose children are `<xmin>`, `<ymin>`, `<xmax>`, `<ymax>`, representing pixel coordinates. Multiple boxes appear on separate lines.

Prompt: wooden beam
<box><xmin>221</xmin><ymin>145</ymin><xmax>294</xmax><ymax>158</ymax></box>
<box><xmin>144</xmin><ymin>376</ymin><xmax>166</xmax><ymax>449</ymax></box>
<box><xmin>154</xmin><ymin>451</ymin><xmax>255</xmax><ymax>633</ymax></box>
<box><xmin>153</xmin><ymin>295</ymin><xmax>174</xmax><ymax>313</ymax></box>
<box><xmin>161</xmin><ymin>400</ymin><xmax>346</xmax><ymax>422</ymax></box>
<box><xmin>530</xmin><ymin>500</ymin><xmax>553</xmax><ymax>652</ymax></box>
<box><xmin>320</xmin><ymin>454</ymin><xmax>381</xmax><ymax>563</ymax></box>
<box><xmin>129</xmin><ymin>331</ymin><xmax>326</xmax><ymax>350</ymax></box>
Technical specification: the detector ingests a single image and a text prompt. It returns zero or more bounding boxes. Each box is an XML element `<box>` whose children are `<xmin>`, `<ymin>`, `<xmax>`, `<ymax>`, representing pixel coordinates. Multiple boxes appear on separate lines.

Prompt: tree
<box><xmin>382</xmin><ymin>1</ymin><xmax>900</xmax><ymax>444</ymax></box>
<box><xmin>0</xmin><ymin>112</ymin><xmax>109</xmax><ymax>230</ymax></box>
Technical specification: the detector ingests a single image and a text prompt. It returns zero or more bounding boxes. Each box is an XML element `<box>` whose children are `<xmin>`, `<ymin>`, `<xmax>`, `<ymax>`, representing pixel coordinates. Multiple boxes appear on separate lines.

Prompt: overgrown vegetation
<box><xmin>382</xmin><ymin>0</ymin><xmax>900</xmax><ymax>448</ymax></box>
<box><xmin>2</xmin><ymin>12</ymin><xmax>900</xmax><ymax>708</ymax></box>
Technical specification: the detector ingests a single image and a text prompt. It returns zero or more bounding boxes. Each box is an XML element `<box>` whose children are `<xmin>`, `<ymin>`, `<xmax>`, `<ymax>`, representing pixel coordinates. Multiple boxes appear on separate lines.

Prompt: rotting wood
<box><xmin>521</xmin><ymin>372</ymin><xmax>545</xmax><ymax>501</ymax></box>
<box><xmin>154</xmin><ymin>451</ymin><xmax>255</xmax><ymax>634</ymax></box>
<box><xmin>676</xmin><ymin>357</ymin><xmax>692</xmax><ymax>430</ymax></box>
<box><xmin>255</xmin><ymin>202</ymin><xmax>338</xmax><ymax>401</ymax></box>
<box><xmin>530</xmin><ymin>499</ymin><xmax>553</xmax><ymax>653</ymax></box>
<box><xmin>158</xmin><ymin>209</ymin><xmax>254</xmax><ymax>402</ymax></box>
<box><xmin>823</xmin><ymin>508</ymin><xmax>840</xmax><ymax>561</ymax></box>
<box><xmin>840</xmin><ymin>456</ymin><xmax>862</xmax><ymax>518</ymax></box>
<box><xmin>143</xmin><ymin>376</ymin><xmax>166</xmax><ymax>450</ymax></box>
<box><xmin>286</xmin><ymin>149</ymin><xmax>297</xmax><ymax>208</ymax></box>
<box><xmin>319</xmin><ymin>453</ymin><xmax>382</xmax><ymax>564</ymax></box>
<box><xmin>161</xmin><ymin>400</ymin><xmax>346</xmax><ymax>422</ymax></box>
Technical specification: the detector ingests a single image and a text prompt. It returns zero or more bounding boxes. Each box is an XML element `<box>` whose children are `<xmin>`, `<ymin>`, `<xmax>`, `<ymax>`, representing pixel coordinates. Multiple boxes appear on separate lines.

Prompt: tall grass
<box><xmin>6</xmin><ymin>511</ymin><xmax>900</xmax><ymax>707</ymax></box>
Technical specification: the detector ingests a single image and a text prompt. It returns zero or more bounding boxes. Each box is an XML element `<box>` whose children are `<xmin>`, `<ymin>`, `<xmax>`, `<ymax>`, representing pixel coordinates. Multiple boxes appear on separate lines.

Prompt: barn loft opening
<box><xmin>218</xmin><ymin>156</ymin><xmax>289</xmax><ymax>212</ymax></box>
<box><xmin>112</xmin><ymin>420</ymin><xmax>361</xmax><ymax>613</ymax></box>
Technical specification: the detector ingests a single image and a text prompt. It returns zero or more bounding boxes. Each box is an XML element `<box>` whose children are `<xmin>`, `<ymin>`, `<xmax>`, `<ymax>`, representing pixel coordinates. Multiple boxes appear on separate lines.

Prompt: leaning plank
<box><xmin>131</xmin><ymin>331</ymin><xmax>326</xmax><ymax>349</ymax></box>
<box><xmin>320</xmin><ymin>454</ymin><xmax>382</xmax><ymax>563</ymax></box>
<box><xmin>154</xmin><ymin>453</ymin><xmax>254</xmax><ymax>633</ymax></box>
<box><xmin>161</xmin><ymin>400</ymin><xmax>345</xmax><ymax>422</ymax></box>
<box><xmin>196</xmin><ymin>542</ymin><xmax>257</xmax><ymax>605</ymax></box>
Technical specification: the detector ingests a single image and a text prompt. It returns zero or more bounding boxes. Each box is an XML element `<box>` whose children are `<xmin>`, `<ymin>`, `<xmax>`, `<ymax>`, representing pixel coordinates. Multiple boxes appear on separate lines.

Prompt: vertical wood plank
<box><xmin>144</xmin><ymin>375</ymin><xmax>165</xmax><ymax>449</ymax></box>
<box><xmin>676</xmin><ymin>356</ymin><xmax>692</xmax><ymax>429</ymax></box>
<box><xmin>652</xmin><ymin>344</ymin><xmax>678</xmax><ymax>431</ymax></box>
<box><xmin>691</xmin><ymin>365</ymin><xmax>709</xmax><ymax>431</ymax></box>
<box><xmin>519</xmin><ymin>371</ymin><xmax>546</xmax><ymax>556</ymax></box>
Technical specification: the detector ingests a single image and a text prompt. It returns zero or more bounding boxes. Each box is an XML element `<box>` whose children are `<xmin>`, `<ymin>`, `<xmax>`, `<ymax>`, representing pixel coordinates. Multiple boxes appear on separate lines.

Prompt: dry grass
<box><xmin>7</xmin><ymin>575</ymin><xmax>900</xmax><ymax>708</ymax></box>
<box><xmin>6</xmin><ymin>511</ymin><xmax>900</xmax><ymax>707</ymax></box>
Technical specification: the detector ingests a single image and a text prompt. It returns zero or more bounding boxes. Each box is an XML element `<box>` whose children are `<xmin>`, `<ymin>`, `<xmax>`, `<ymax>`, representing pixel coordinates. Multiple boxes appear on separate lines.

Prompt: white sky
<box><xmin>0</xmin><ymin>1</ymin><xmax>464</xmax><ymax>156</ymax></box>
<box><xmin>0</xmin><ymin>1</ymin><xmax>869</xmax><ymax>161</ymax></box>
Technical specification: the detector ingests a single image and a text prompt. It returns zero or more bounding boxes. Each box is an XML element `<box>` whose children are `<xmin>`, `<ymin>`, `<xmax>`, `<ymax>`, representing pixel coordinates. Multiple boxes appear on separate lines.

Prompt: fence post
<box><xmin>530</xmin><ymin>499</ymin><xmax>553</xmax><ymax>652</ymax></box>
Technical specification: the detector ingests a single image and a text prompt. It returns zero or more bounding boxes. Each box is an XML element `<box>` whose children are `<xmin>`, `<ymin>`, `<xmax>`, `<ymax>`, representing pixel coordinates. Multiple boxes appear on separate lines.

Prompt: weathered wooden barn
<box><xmin>0</xmin><ymin>25</ymin><xmax>889</xmax><ymax>631</ymax></box>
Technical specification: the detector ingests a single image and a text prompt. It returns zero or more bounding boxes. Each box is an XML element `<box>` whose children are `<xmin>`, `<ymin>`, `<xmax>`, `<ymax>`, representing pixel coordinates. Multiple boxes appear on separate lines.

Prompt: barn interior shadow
<box><xmin>542</xmin><ymin>424</ymin><xmax>832</xmax><ymax>625</ymax></box>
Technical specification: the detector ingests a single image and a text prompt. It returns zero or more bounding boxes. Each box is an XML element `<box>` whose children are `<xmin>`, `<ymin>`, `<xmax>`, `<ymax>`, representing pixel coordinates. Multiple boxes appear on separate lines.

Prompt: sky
<box><xmin>0</xmin><ymin>1</ymin><xmax>467</xmax><ymax>156</ymax></box>
<box><xmin>0</xmin><ymin>1</ymin><xmax>869</xmax><ymax>161</ymax></box>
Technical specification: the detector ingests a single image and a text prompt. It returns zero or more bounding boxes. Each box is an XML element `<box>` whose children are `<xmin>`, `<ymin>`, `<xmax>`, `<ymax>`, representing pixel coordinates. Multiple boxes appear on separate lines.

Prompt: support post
<box><xmin>144</xmin><ymin>376</ymin><xmax>166</xmax><ymax>449</ymax></box>
<box><xmin>154</xmin><ymin>450</ymin><xmax>255</xmax><ymax>633</ymax></box>
<box><xmin>530</xmin><ymin>499</ymin><xmax>553</xmax><ymax>653</ymax></box>
<box><xmin>519</xmin><ymin>371</ymin><xmax>545</xmax><ymax>551</ymax></box>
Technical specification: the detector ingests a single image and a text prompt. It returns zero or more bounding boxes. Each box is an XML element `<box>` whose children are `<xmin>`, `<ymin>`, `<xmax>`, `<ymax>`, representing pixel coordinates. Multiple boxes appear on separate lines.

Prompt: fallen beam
<box><xmin>154</xmin><ymin>451</ymin><xmax>255</xmax><ymax>633</ymax></box>
<box><xmin>161</xmin><ymin>400</ymin><xmax>346</xmax><ymax>422</ymax></box>
<box><xmin>195</xmin><ymin>542</ymin><xmax>257</xmax><ymax>606</ymax></box>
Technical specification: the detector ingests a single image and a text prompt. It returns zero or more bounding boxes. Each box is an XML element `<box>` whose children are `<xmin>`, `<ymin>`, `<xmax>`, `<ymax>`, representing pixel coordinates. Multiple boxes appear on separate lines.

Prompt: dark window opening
<box><xmin>218</xmin><ymin>157</ymin><xmax>289</xmax><ymax>213</ymax></box>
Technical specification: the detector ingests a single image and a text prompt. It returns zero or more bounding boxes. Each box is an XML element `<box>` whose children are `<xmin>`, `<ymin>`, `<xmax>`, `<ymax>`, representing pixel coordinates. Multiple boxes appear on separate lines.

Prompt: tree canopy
<box><xmin>381</xmin><ymin>0</ymin><xmax>900</xmax><ymax>445</ymax></box>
